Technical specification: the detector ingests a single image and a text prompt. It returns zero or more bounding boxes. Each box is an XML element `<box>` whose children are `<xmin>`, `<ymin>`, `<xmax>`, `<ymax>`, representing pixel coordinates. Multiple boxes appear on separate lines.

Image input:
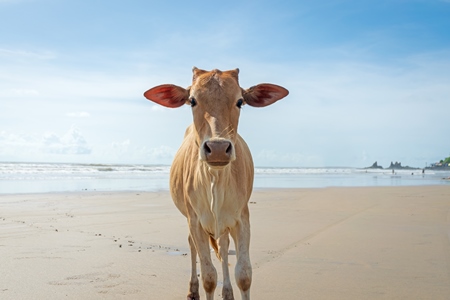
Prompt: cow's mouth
<box><xmin>207</xmin><ymin>161</ymin><xmax>230</xmax><ymax>168</ymax></box>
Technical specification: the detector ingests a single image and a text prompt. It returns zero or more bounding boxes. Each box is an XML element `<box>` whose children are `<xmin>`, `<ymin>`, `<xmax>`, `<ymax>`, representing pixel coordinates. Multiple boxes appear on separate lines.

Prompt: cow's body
<box><xmin>170</xmin><ymin>124</ymin><xmax>254</xmax><ymax>238</ymax></box>
<box><xmin>144</xmin><ymin>68</ymin><xmax>288</xmax><ymax>300</ymax></box>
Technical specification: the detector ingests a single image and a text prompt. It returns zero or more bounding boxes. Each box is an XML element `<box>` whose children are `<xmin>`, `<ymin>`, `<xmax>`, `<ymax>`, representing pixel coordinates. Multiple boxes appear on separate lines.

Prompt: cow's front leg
<box><xmin>218</xmin><ymin>232</ymin><xmax>234</xmax><ymax>300</ymax></box>
<box><xmin>187</xmin><ymin>234</ymin><xmax>200</xmax><ymax>300</ymax></box>
<box><xmin>230</xmin><ymin>206</ymin><xmax>252</xmax><ymax>300</ymax></box>
<box><xmin>189</xmin><ymin>220</ymin><xmax>217</xmax><ymax>300</ymax></box>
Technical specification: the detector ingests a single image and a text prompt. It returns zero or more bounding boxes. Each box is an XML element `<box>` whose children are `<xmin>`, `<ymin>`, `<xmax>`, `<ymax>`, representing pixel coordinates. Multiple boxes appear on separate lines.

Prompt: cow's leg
<box><xmin>218</xmin><ymin>232</ymin><xmax>234</xmax><ymax>300</ymax></box>
<box><xmin>187</xmin><ymin>234</ymin><xmax>200</xmax><ymax>300</ymax></box>
<box><xmin>230</xmin><ymin>206</ymin><xmax>252</xmax><ymax>300</ymax></box>
<box><xmin>189</xmin><ymin>220</ymin><xmax>217</xmax><ymax>300</ymax></box>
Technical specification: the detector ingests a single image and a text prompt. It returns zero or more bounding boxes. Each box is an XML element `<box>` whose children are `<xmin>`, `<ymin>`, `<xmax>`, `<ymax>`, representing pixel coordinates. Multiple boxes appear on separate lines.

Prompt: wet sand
<box><xmin>1</xmin><ymin>186</ymin><xmax>450</xmax><ymax>299</ymax></box>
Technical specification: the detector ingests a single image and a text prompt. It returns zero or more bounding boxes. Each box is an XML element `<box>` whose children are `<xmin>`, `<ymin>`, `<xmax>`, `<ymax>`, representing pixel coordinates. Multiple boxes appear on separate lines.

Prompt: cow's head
<box><xmin>144</xmin><ymin>67</ymin><xmax>288</xmax><ymax>168</ymax></box>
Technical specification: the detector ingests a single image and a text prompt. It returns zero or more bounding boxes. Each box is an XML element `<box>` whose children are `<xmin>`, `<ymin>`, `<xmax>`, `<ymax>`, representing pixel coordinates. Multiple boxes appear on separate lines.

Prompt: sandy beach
<box><xmin>1</xmin><ymin>186</ymin><xmax>449</xmax><ymax>299</ymax></box>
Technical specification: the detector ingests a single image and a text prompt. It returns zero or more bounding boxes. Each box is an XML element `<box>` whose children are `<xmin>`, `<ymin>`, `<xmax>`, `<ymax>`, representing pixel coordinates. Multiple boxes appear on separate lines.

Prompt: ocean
<box><xmin>0</xmin><ymin>162</ymin><xmax>449</xmax><ymax>194</ymax></box>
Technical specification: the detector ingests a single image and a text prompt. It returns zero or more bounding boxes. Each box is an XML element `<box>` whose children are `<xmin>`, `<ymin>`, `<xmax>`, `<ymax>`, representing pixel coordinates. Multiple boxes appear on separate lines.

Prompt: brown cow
<box><xmin>144</xmin><ymin>67</ymin><xmax>288</xmax><ymax>300</ymax></box>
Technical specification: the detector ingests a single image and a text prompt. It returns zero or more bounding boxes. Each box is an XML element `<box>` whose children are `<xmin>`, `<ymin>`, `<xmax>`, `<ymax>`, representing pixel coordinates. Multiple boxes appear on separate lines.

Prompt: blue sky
<box><xmin>1</xmin><ymin>0</ymin><xmax>449</xmax><ymax>167</ymax></box>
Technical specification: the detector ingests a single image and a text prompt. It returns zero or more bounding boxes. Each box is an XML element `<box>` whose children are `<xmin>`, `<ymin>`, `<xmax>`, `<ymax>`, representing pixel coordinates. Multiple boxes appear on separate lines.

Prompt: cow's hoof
<box><xmin>222</xmin><ymin>286</ymin><xmax>234</xmax><ymax>300</ymax></box>
<box><xmin>187</xmin><ymin>292</ymin><xmax>200</xmax><ymax>300</ymax></box>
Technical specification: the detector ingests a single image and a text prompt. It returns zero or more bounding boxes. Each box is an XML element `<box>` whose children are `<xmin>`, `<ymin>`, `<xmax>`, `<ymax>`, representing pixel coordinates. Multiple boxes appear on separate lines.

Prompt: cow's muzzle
<box><xmin>201</xmin><ymin>139</ymin><xmax>235</xmax><ymax>168</ymax></box>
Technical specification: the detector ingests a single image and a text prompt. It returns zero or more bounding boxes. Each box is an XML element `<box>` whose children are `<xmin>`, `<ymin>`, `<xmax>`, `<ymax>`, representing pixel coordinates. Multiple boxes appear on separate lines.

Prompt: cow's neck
<box><xmin>207</xmin><ymin>166</ymin><xmax>231</xmax><ymax>239</ymax></box>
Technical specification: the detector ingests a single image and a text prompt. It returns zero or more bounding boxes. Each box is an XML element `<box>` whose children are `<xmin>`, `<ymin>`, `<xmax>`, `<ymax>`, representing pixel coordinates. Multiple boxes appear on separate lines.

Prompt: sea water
<box><xmin>0</xmin><ymin>162</ymin><xmax>449</xmax><ymax>194</ymax></box>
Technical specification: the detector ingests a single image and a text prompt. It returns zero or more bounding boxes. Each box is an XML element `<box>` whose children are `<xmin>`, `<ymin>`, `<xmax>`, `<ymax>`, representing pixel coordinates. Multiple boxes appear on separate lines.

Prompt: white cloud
<box><xmin>60</xmin><ymin>125</ymin><xmax>91</xmax><ymax>154</ymax></box>
<box><xmin>102</xmin><ymin>141</ymin><xmax>175</xmax><ymax>164</ymax></box>
<box><xmin>144</xmin><ymin>145</ymin><xmax>176</xmax><ymax>161</ymax></box>
<box><xmin>110</xmin><ymin>139</ymin><xmax>131</xmax><ymax>156</ymax></box>
<box><xmin>0</xmin><ymin>48</ymin><xmax>56</xmax><ymax>60</ymax></box>
<box><xmin>0</xmin><ymin>131</ymin><xmax>35</xmax><ymax>148</ymax></box>
<box><xmin>0</xmin><ymin>88</ymin><xmax>40</xmax><ymax>97</ymax></box>
<box><xmin>66</xmin><ymin>111</ymin><xmax>90</xmax><ymax>118</ymax></box>
<box><xmin>255</xmin><ymin>149</ymin><xmax>324</xmax><ymax>167</ymax></box>
<box><xmin>0</xmin><ymin>126</ymin><xmax>92</xmax><ymax>160</ymax></box>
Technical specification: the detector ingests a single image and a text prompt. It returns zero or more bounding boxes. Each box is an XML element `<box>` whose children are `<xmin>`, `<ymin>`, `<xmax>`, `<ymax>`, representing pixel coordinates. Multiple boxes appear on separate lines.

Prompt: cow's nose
<box><xmin>203</xmin><ymin>140</ymin><xmax>233</xmax><ymax>167</ymax></box>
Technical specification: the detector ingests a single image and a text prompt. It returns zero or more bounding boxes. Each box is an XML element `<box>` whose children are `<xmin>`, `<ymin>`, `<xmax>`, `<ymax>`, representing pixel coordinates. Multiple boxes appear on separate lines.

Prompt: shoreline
<box><xmin>1</xmin><ymin>182</ymin><xmax>450</xmax><ymax>196</ymax></box>
<box><xmin>1</xmin><ymin>179</ymin><xmax>450</xmax><ymax>196</ymax></box>
<box><xmin>2</xmin><ymin>162</ymin><xmax>450</xmax><ymax>195</ymax></box>
<box><xmin>1</xmin><ymin>186</ymin><xmax>450</xmax><ymax>299</ymax></box>
<box><xmin>1</xmin><ymin>177</ymin><xmax>449</xmax><ymax>196</ymax></box>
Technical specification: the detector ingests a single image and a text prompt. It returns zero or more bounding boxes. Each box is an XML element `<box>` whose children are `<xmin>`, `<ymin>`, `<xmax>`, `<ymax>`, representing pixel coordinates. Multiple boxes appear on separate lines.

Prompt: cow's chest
<box><xmin>190</xmin><ymin>177</ymin><xmax>242</xmax><ymax>240</ymax></box>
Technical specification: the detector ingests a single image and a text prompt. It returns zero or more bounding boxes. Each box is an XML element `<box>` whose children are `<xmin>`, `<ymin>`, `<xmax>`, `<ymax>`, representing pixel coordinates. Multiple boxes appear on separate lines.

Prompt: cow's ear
<box><xmin>144</xmin><ymin>84</ymin><xmax>189</xmax><ymax>108</ymax></box>
<box><xmin>243</xmin><ymin>84</ymin><xmax>289</xmax><ymax>107</ymax></box>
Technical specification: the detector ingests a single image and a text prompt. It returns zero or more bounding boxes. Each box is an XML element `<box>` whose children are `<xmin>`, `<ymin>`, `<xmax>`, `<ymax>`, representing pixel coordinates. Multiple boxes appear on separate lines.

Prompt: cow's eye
<box><xmin>190</xmin><ymin>98</ymin><xmax>197</xmax><ymax>107</ymax></box>
<box><xmin>236</xmin><ymin>98</ymin><xmax>244</xmax><ymax>109</ymax></box>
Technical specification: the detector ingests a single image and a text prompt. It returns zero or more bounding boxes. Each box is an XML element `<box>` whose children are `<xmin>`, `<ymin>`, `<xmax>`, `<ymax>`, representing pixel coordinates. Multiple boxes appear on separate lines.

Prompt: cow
<box><xmin>143</xmin><ymin>67</ymin><xmax>288</xmax><ymax>300</ymax></box>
